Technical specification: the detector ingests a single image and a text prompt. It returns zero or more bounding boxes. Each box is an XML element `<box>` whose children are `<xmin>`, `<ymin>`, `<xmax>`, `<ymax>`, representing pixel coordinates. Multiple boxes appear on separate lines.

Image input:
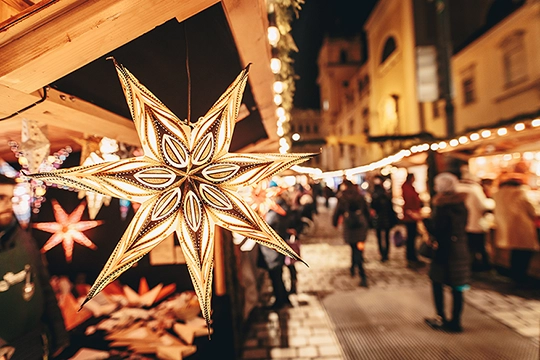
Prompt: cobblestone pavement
<box><xmin>241</xmin><ymin>203</ymin><xmax>540</xmax><ymax>359</ymax></box>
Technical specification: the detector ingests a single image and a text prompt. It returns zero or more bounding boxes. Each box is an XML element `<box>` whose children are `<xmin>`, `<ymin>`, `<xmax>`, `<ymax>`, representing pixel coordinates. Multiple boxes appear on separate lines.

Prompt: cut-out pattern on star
<box><xmin>29</xmin><ymin>60</ymin><xmax>316</xmax><ymax>326</ymax></box>
<box><xmin>33</xmin><ymin>199</ymin><xmax>103</xmax><ymax>262</ymax></box>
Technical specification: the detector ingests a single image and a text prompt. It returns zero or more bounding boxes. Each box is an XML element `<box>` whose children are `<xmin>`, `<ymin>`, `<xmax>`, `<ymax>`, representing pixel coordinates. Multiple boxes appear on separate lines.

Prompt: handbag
<box><xmin>392</xmin><ymin>229</ymin><xmax>405</xmax><ymax>247</ymax></box>
<box><xmin>418</xmin><ymin>241</ymin><xmax>434</xmax><ymax>259</ymax></box>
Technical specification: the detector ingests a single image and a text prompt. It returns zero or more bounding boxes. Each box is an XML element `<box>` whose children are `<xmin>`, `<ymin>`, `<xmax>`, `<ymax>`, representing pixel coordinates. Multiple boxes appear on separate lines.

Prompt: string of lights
<box><xmin>298</xmin><ymin>116</ymin><xmax>540</xmax><ymax>179</ymax></box>
<box><xmin>266</xmin><ymin>0</ymin><xmax>303</xmax><ymax>154</ymax></box>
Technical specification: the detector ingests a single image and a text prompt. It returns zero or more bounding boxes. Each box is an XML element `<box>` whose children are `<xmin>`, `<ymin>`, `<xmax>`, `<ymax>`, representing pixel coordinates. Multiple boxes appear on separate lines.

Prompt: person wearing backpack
<box><xmin>333</xmin><ymin>180</ymin><xmax>370</xmax><ymax>287</ymax></box>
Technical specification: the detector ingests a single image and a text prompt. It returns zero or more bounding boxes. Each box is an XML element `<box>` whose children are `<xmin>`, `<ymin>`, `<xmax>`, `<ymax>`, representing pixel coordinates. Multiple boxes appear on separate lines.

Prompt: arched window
<box><xmin>381</xmin><ymin>36</ymin><xmax>397</xmax><ymax>64</ymax></box>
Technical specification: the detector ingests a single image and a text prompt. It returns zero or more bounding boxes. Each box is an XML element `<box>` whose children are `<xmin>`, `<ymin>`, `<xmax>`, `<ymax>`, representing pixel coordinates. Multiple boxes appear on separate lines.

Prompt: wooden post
<box><xmin>214</xmin><ymin>226</ymin><xmax>226</xmax><ymax>296</ymax></box>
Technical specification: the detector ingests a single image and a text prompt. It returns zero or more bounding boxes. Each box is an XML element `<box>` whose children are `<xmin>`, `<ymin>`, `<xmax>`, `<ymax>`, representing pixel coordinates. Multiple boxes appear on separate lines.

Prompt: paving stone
<box><xmin>288</xmin><ymin>336</ymin><xmax>308</xmax><ymax>347</ymax></box>
<box><xmin>298</xmin><ymin>346</ymin><xmax>318</xmax><ymax>357</ymax></box>
<box><xmin>318</xmin><ymin>344</ymin><xmax>342</xmax><ymax>357</ymax></box>
<box><xmin>517</xmin><ymin>327</ymin><xmax>540</xmax><ymax>338</ymax></box>
<box><xmin>244</xmin><ymin>338</ymin><xmax>259</xmax><ymax>348</ymax></box>
<box><xmin>308</xmin><ymin>334</ymin><xmax>336</xmax><ymax>346</ymax></box>
<box><xmin>269</xmin><ymin>347</ymin><xmax>297</xmax><ymax>358</ymax></box>
<box><xmin>312</xmin><ymin>328</ymin><xmax>333</xmax><ymax>335</ymax></box>
<box><xmin>242</xmin><ymin>348</ymin><xmax>269</xmax><ymax>359</ymax></box>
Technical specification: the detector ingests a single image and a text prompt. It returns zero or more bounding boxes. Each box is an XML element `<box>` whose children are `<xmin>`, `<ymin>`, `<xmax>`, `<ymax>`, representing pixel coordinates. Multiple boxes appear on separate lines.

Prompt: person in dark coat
<box><xmin>0</xmin><ymin>175</ymin><xmax>69</xmax><ymax>360</ymax></box>
<box><xmin>370</xmin><ymin>177</ymin><xmax>397</xmax><ymax>262</ymax></box>
<box><xmin>332</xmin><ymin>180</ymin><xmax>370</xmax><ymax>287</ymax></box>
<box><xmin>401</xmin><ymin>173</ymin><xmax>423</xmax><ymax>265</ymax></box>
<box><xmin>260</xmin><ymin>195</ymin><xmax>291</xmax><ymax>309</ymax></box>
<box><xmin>424</xmin><ymin>173</ymin><xmax>471</xmax><ymax>333</ymax></box>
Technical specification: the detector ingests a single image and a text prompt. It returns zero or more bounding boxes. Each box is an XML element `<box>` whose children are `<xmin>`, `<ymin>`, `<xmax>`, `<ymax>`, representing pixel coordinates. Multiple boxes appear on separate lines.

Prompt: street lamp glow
<box><xmin>270</xmin><ymin>58</ymin><xmax>281</xmax><ymax>74</ymax></box>
<box><xmin>514</xmin><ymin>123</ymin><xmax>525</xmax><ymax>131</ymax></box>
<box><xmin>292</xmin><ymin>133</ymin><xmax>300</xmax><ymax>141</ymax></box>
<box><xmin>470</xmin><ymin>133</ymin><xmax>480</xmax><ymax>141</ymax></box>
<box><xmin>497</xmin><ymin>128</ymin><xmax>508</xmax><ymax>136</ymax></box>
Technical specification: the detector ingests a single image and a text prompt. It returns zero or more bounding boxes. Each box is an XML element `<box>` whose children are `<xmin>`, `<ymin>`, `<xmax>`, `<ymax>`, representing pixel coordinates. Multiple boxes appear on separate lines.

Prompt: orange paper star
<box><xmin>33</xmin><ymin>199</ymin><xmax>103</xmax><ymax>262</ymax></box>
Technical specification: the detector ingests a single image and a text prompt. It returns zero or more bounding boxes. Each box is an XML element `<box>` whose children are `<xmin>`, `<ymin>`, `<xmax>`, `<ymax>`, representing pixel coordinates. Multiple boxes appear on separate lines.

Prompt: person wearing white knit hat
<box><xmin>424</xmin><ymin>172</ymin><xmax>471</xmax><ymax>333</ymax></box>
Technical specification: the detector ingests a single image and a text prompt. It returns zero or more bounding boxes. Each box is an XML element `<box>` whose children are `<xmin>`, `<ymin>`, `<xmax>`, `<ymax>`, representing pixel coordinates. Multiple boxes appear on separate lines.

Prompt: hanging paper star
<box><xmin>242</xmin><ymin>180</ymin><xmax>286</xmax><ymax>217</ymax></box>
<box><xmin>33</xmin><ymin>199</ymin><xmax>103</xmax><ymax>262</ymax></box>
<box><xmin>18</xmin><ymin>119</ymin><xmax>51</xmax><ymax>174</ymax></box>
<box><xmin>29</xmin><ymin>59</ymin><xmax>315</xmax><ymax>326</ymax></box>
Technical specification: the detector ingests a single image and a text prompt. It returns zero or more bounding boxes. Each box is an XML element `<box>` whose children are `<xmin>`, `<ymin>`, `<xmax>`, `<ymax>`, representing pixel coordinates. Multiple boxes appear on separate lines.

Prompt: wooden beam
<box><xmin>221</xmin><ymin>0</ymin><xmax>278</xmax><ymax>141</ymax></box>
<box><xmin>0</xmin><ymin>0</ymin><xmax>219</xmax><ymax>93</ymax></box>
<box><xmin>0</xmin><ymin>0</ymin><xmax>32</xmax><ymax>13</ymax></box>
<box><xmin>0</xmin><ymin>84</ymin><xmax>140</xmax><ymax>145</ymax></box>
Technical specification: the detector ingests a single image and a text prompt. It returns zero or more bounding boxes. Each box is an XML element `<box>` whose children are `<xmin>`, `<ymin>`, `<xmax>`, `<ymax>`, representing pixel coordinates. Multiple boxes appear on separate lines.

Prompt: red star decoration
<box><xmin>33</xmin><ymin>199</ymin><xmax>103</xmax><ymax>262</ymax></box>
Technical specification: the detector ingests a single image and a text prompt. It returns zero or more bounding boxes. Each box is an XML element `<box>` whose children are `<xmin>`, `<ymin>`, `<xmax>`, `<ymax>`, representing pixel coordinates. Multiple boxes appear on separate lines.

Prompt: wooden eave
<box><xmin>0</xmin><ymin>0</ymin><xmax>277</xmax><ymax>160</ymax></box>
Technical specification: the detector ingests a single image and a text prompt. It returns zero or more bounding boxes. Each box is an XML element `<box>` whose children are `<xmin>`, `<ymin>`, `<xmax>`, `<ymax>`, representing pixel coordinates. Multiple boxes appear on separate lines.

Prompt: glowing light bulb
<box><xmin>274</xmin><ymin>94</ymin><xmax>283</xmax><ymax>105</ymax></box>
<box><xmin>449</xmin><ymin>139</ymin><xmax>459</xmax><ymax>147</ymax></box>
<box><xmin>430</xmin><ymin>143</ymin><xmax>439</xmax><ymax>151</ymax></box>
<box><xmin>514</xmin><ymin>123</ymin><xmax>525</xmax><ymax>131</ymax></box>
<box><xmin>267</xmin><ymin>26</ymin><xmax>280</xmax><ymax>47</ymax></box>
<box><xmin>273</xmin><ymin>81</ymin><xmax>284</xmax><ymax>94</ymax></box>
<box><xmin>459</xmin><ymin>136</ymin><xmax>468</xmax><ymax>144</ymax></box>
<box><xmin>438</xmin><ymin>141</ymin><xmax>447</xmax><ymax>149</ymax></box>
<box><xmin>497</xmin><ymin>128</ymin><xmax>507</xmax><ymax>136</ymax></box>
<box><xmin>470</xmin><ymin>133</ymin><xmax>480</xmax><ymax>141</ymax></box>
<box><xmin>292</xmin><ymin>133</ymin><xmax>300</xmax><ymax>141</ymax></box>
<box><xmin>277</xmin><ymin>126</ymin><xmax>284</xmax><ymax>137</ymax></box>
<box><xmin>481</xmin><ymin>130</ymin><xmax>491</xmax><ymax>138</ymax></box>
<box><xmin>532</xmin><ymin>119</ymin><xmax>540</xmax><ymax>127</ymax></box>
<box><xmin>270</xmin><ymin>58</ymin><xmax>281</xmax><ymax>74</ymax></box>
<box><xmin>276</xmin><ymin>107</ymin><xmax>286</xmax><ymax>117</ymax></box>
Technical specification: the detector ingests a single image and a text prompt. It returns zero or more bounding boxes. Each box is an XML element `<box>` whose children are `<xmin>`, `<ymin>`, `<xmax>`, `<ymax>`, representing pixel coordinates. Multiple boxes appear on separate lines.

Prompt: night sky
<box><xmin>291</xmin><ymin>0</ymin><xmax>378</xmax><ymax>109</ymax></box>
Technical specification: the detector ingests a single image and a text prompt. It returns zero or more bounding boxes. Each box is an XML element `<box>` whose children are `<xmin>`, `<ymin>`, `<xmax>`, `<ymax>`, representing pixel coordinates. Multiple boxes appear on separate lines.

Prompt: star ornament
<box><xmin>33</xmin><ymin>199</ymin><xmax>103</xmax><ymax>262</ymax></box>
<box><xmin>29</xmin><ymin>60</ymin><xmax>315</xmax><ymax>326</ymax></box>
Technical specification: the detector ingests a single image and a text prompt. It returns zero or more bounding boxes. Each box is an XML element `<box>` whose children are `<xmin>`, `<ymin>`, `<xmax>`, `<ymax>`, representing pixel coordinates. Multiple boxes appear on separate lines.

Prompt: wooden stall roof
<box><xmin>0</xmin><ymin>0</ymin><xmax>278</xmax><ymax>161</ymax></box>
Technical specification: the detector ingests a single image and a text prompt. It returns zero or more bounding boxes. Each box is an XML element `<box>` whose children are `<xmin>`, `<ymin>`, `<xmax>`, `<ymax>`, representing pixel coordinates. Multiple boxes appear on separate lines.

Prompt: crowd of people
<box><xmin>256</xmin><ymin>163</ymin><xmax>539</xmax><ymax>335</ymax></box>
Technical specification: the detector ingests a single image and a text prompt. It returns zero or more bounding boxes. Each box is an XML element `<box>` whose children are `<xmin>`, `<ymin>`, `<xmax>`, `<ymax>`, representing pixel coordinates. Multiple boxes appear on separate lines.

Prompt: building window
<box><xmin>500</xmin><ymin>31</ymin><xmax>527</xmax><ymax>88</ymax></box>
<box><xmin>314</xmin><ymin>125</ymin><xmax>319</xmax><ymax>134</ymax></box>
<box><xmin>342</xmin><ymin>81</ymin><xmax>349</xmax><ymax>88</ymax></box>
<box><xmin>306</xmin><ymin>125</ymin><xmax>311</xmax><ymax>134</ymax></box>
<box><xmin>381</xmin><ymin>36</ymin><xmax>397</xmax><ymax>64</ymax></box>
<box><xmin>290</xmin><ymin>124</ymin><xmax>295</xmax><ymax>132</ymax></box>
<box><xmin>298</xmin><ymin>124</ymin><xmax>304</xmax><ymax>133</ymax></box>
<box><xmin>349</xmin><ymin>145</ymin><xmax>356</xmax><ymax>165</ymax></box>
<box><xmin>349</xmin><ymin>119</ymin><xmax>354</xmax><ymax>134</ymax></box>
<box><xmin>462</xmin><ymin>77</ymin><xmax>476</xmax><ymax>105</ymax></box>
<box><xmin>339</xmin><ymin>144</ymin><xmax>344</xmax><ymax>157</ymax></box>
<box><xmin>340</xmin><ymin>49</ymin><xmax>348</xmax><ymax>63</ymax></box>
